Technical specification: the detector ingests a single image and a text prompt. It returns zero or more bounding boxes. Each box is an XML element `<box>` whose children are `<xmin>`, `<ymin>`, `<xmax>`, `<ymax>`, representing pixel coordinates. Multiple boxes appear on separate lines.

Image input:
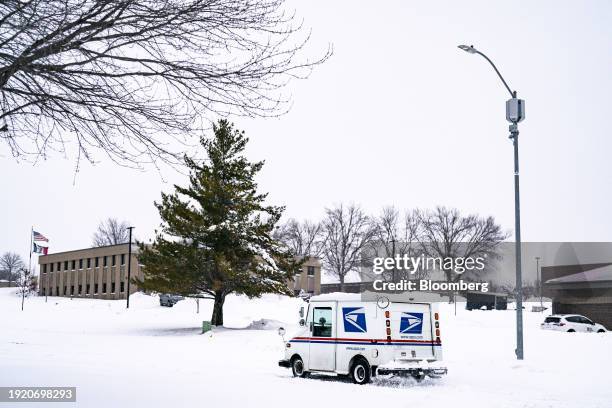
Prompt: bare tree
<box><xmin>18</xmin><ymin>266</ymin><xmax>36</xmax><ymax>310</ymax></box>
<box><xmin>92</xmin><ymin>218</ymin><xmax>130</xmax><ymax>247</ymax></box>
<box><xmin>366</xmin><ymin>207</ymin><xmax>427</xmax><ymax>280</ymax></box>
<box><xmin>0</xmin><ymin>0</ymin><xmax>331</xmax><ymax>167</ymax></box>
<box><xmin>0</xmin><ymin>251</ymin><xmax>24</xmax><ymax>287</ymax></box>
<box><xmin>321</xmin><ymin>204</ymin><xmax>376</xmax><ymax>291</ymax></box>
<box><xmin>275</xmin><ymin>219</ymin><xmax>325</xmax><ymax>259</ymax></box>
<box><xmin>418</xmin><ymin>206</ymin><xmax>508</xmax><ymax>291</ymax></box>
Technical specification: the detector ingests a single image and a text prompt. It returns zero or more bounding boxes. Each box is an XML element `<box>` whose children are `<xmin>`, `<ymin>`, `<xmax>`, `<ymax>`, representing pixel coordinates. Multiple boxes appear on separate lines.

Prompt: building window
<box><xmin>112</xmin><ymin>255</ymin><xmax>116</xmax><ymax>266</ymax></box>
<box><xmin>87</xmin><ymin>258</ymin><xmax>91</xmax><ymax>268</ymax></box>
<box><xmin>86</xmin><ymin>284</ymin><xmax>90</xmax><ymax>295</ymax></box>
<box><xmin>57</xmin><ymin>262</ymin><xmax>61</xmax><ymax>271</ymax></box>
<box><xmin>111</xmin><ymin>282</ymin><xmax>116</xmax><ymax>293</ymax></box>
<box><xmin>103</xmin><ymin>283</ymin><xmax>107</xmax><ymax>293</ymax></box>
<box><xmin>307</xmin><ymin>266</ymin><xmax>315</xmax><ymax>276</ymax></box>
<box><xmin>121</xmin><ymin>254</ymin><xmax>126</xmax><ymax>265</ymax></box>
<box><xmin>51</xmin><ymin>263</ymin><xmax>54</xmax><ymax>272</ymax></box>
<box><xmin>79</xmin><ymin>259</ymin><xmax>83</xmax><ymax>269</ymax></box>
<box><xmin>71</xmin><ymin>286</ymin><xmax>74</xmax><ymax>295</ymax></box>
<box><xmin>78</xmin><ymin>284</ymin><xmax>82</xmax><ymax>294</ymax></box>
<box><xmin>42</xmin><ymin>264</ymin><xmax>47</xmax><ymax>274</ymax></box>
<box><xmin>103</xmin><ymin>256</ymin><xmax>107</xmax><ymax>267</ymax></box>
<box><xmin>71</xmin><ymin>260</ymin><xmax>75</xmax><ymax>270</ymax></box>
<box><xmin>56</xmin><ymin>286</ymin><xmax>59</xmax><ymax>296</ymax></box>
<box><xmin>94</xmin><ymin>284</ymin><xmax>99</xmax><ymax>294</ymax></box>
<box><xmin>64</xmin><ymin>261</ymin><xmax>68</xmax><ymax>270</ymax></box>
<box><xmin>120</xmin><ymin>281</ymin><xmax>125</xmax><ymax>292</ymax></box>
<box><xmin>95</xmin><ymin>257</ymin><xmax>99</xmax><ymax>267</ymax></box>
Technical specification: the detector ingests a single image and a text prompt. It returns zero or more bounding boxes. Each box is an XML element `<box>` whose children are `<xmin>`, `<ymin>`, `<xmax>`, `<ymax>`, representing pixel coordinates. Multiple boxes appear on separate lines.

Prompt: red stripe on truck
<box><xmin>292</xmin><ymin>337</ymin><xmax>437</xmax><ymax>343</ymax></box>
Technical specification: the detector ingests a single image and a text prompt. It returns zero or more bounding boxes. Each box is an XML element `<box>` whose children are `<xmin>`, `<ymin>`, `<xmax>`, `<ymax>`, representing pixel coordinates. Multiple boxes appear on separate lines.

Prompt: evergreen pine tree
<box><xmin>138</xmin><ymin>120</ymin><xmax>300</xmax><ymax>325</ymax></box>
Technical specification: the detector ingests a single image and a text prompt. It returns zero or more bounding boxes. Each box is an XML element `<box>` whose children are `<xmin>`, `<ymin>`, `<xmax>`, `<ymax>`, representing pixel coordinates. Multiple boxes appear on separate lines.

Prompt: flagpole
<box><xmin>28</xmin><ymin>226</ymin><xmax>32</xmax><ymax>277</ymax></box>
<box><xmin>24</xmin><ymin>226</ymin><xmax>33</xmax><ymax>311</ymax></box>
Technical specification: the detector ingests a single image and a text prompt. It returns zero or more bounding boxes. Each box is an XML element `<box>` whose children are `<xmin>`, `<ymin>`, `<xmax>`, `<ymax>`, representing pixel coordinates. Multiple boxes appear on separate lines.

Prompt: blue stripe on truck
<box><xmin>290</xmin><ymin>340</ymin><xmax>441</xmax><ymax>346</ymax></box>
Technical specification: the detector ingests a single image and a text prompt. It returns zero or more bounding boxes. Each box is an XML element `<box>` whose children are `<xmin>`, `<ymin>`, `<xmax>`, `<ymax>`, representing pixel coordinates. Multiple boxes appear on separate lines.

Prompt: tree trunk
<box><xmin>445</xmin><ymin>270</ymin><xmax>455</xmax><ymax>303</ymax></box>
<box><xmin>339</xmin><ymin>274</ymin><xmax>345</xmax><ymax>292</ymax></box>
<box><xmin>211</xmin><ymin>292</ymin><xmax>226</xmax><ymax>326</ymax></box>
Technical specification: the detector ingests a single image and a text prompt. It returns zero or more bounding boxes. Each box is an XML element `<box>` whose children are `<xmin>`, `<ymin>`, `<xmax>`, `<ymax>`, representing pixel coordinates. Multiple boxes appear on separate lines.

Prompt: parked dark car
<box><xmin>159</xmin><ymin>294</ymin><xmax>183</xmax><ymax>307</ymax></box>
<box><xmin>466</xmin><ymin>291</ymin><xmax>508</xmax><ymax>310</ymax></box>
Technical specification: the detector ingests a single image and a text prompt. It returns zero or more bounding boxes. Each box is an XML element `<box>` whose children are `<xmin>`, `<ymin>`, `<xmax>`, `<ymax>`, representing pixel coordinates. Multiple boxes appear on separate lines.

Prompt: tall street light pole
<box><xmin>535</xmin><ymin>256</ymin><xmax>542</xmax><ymax>310</ymax></box>
<box><xmin>458</xmin><ymin>44</ymin><xmax>526</xmax><ymax>360</ymax></box>
<box><xmin>126</xmin><ymin>226</ymin><xmax>135</xmax><ymax>309</ymax></box>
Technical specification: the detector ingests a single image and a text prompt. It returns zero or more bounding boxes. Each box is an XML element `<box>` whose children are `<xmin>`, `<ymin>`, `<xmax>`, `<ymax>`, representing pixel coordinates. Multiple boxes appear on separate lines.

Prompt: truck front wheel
<box><xmin>350</xmin><ymin>358</ymin><xmax>371</xmax><ymax>385</ymax></box>
<box><xmin>291</xmin><ymin>356</ymin><xmax>308</xmax><ymax>378</ymax></box>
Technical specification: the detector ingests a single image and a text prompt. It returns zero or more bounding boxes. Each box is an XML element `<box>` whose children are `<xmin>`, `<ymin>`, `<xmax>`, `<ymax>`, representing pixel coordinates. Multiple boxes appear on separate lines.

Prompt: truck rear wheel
<box><xmin>291</xmin><ymin>356</ymin><xmax>308</xmax><ymax>378</ymax></box>
<box><xmin>411</xmin><ymin>371</ymin><xmax>426</xmax><ymax>382</ymax></box>
<box><xmin>350</xmin><ymin>358</ymin><xmax>371</xmax><ymax>385</ymax></box>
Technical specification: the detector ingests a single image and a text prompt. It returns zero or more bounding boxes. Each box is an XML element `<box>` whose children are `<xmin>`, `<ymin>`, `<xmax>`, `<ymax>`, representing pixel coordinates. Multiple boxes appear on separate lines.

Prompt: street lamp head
<box><xmin>458</xmin><ymin>44</ymin><xmax>477</xmax><ymax>54</ymax></box>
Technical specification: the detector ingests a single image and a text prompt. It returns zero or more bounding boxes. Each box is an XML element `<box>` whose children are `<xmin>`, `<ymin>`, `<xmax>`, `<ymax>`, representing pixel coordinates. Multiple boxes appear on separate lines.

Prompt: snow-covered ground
<box><xmin>0</xmin><ymin>288</ymin><xmax>610</xmax><ymax>408</ymax></box>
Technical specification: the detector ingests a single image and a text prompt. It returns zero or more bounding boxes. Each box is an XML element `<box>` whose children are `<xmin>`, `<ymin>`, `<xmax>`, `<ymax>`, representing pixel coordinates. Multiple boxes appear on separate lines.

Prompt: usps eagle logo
<box><xmin>343</xmin><ymin>307</ymin><xmax>367</xmax><ymax>333</ymax></box>
<box><xmin>400</xmin><ymin>312</ymin><xmax>423</xmax><ymax>334</ymax></box>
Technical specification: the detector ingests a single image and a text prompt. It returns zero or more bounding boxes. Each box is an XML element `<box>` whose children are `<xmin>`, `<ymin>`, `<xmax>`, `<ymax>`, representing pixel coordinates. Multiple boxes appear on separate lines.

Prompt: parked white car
<box><xmin>541</xmin><ymin>314</ymin><xmax>607</xmax><ymax>333</ymax></box>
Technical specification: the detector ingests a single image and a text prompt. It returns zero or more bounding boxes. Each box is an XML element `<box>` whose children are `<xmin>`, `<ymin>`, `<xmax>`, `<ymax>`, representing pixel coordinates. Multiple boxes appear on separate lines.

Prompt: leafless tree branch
<box><xmin>0</xmin><ymin>0</ymin><xmax>331</xmax><ymax>168</ymax></box>
<box><xmin>321</xmin><ymin>203</ymin><xmax>376</xmax><ymax>290</ymax></box>
<box><xmin>92</xmin><ymin>217</ymin><xmax>130</xmax><ymax>246</ymax></box>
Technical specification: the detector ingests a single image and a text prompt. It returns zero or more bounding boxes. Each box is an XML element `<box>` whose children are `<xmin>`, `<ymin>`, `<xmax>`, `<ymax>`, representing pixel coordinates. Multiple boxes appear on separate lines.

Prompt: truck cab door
<box><xmin>308</xmin><ymin>303</ymin><xmax>336</xmax><ymax>371</ymax></box>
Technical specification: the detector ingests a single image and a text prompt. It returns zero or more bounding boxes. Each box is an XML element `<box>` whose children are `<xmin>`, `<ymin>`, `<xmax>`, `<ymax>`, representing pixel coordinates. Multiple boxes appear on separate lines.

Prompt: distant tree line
<box><xmin>0</xmin><ymin>251</ymin><xmax>24</xmax><ymax>287</ymax></box>
<box><xmin>275</xmin><ymin>205</ymin><xmax>509</xmax><ymax>290</ymax></box>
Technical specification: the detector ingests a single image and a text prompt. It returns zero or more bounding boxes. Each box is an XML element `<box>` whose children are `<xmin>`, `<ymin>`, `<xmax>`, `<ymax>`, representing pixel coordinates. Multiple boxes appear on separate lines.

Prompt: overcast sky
<box><xmin>2</xmin><ymin>0</ymin><xmax>611</xmax><ymax>263</ymax></box>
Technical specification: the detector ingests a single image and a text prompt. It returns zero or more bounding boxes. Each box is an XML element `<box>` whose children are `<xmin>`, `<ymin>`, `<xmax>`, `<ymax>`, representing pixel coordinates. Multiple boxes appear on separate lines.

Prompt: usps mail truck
<box><xmin>278</xmin><ymin>294</ymin><xmax>447</xmax><ymax>384</ymax></box>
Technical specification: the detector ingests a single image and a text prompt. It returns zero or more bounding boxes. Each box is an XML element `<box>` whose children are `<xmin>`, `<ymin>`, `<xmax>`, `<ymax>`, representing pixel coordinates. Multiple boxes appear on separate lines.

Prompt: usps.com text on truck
<box><xmin>1</xmin><ymin>1</ymin><xmax>611</xmax><ymax>408</ymax></box>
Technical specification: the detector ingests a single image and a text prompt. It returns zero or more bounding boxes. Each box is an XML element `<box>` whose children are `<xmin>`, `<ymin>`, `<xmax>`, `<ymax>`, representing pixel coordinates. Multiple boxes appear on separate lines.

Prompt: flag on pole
<box><xmin>33</xmin><ymin>230</ymin><xmax>49</xmax><ymax>242</ymax></box>
<box><xmin>33</xmin><ymin>242</ymin><xmax>48</xmax><ymax>255</ymax></box>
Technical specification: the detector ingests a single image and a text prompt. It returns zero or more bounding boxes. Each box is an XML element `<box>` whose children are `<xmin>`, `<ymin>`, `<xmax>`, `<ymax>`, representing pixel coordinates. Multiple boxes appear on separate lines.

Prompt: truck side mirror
<box><xmin>278</xmin><ymin>327</ymin><xmax>286</xmax><ymax>337</ymax></box>
<box><xmin>299</xmin><ymin>306</ymin><xmax>304</xmax><ymax>318</ymax></box>
<box><xmin>299</xmin><ymin>319</ymin><xmax>305</xmax><ymax>327</ymax></box>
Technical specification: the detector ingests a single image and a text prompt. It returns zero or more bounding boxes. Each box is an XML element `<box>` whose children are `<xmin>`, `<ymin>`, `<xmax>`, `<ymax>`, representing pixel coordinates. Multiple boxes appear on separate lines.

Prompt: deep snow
<box><xmin>0</xmin><ymin>288</ymin><xmax>610</xmax><ymax>408</ymax></box>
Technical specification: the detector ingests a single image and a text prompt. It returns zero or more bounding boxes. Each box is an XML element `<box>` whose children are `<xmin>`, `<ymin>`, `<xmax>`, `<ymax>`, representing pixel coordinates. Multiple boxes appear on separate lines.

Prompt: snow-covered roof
<box><xmin>546</xmin><ymin>264</ymin><xmax>612</xmax><ymax>284</ymax></box>
<box><xmin>321</xmin><ymin>270</ymin><xmax>361</xmax><ymax>284</ymax></box>
<box><xmin>309</xmin><ymin>292</ymin><xmax>362</xmax><ymax>302</ymax></box>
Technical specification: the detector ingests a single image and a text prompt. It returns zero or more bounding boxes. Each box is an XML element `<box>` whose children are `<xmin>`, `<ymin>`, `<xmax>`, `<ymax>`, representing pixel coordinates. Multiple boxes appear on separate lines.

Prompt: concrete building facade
<box><xmin>543</xmin><ymin>263</ymin><xmax>612</xmax><ymax>329</ymax></box>
<box><xmin>39</xmin><ymin>244</ymin><xmax>321</xmax><ymax>298</ymax></box>
<box><xmin>290</xmin><ymin>257</ymin><xmax>322</xmax><ymax>295</ymax></box>
<box><xmin>38</xmin><ymin>244</ymin><xmax>142</xmax><ymax>300</ymax></box>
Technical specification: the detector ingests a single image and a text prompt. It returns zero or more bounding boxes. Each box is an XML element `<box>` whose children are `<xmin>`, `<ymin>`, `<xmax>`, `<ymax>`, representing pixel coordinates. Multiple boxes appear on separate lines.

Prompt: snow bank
<box><xmin>245</xmin><ymin>318</ymin><xmax>286</xmax><ymax>330</ymax></box>
<box><xmin>0</xmin><ymin>288</ymin><xmax>610</xmax><ymax>408</ymax></box>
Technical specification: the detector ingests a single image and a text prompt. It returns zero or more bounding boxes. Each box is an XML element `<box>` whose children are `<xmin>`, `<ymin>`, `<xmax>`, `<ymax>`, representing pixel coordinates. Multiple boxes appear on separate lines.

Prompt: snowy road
<box><xmin>0</xmin><ymin>288</ymin><xmax>610</xmax><ymax>408</ymax></box>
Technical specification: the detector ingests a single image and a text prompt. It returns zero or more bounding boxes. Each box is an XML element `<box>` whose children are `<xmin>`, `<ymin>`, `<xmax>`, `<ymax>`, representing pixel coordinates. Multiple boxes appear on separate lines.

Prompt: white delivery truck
<box><xmin>278</xmin><ymin>293</ymin><xmax>447</xmax><ymax>384</ymax></box>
